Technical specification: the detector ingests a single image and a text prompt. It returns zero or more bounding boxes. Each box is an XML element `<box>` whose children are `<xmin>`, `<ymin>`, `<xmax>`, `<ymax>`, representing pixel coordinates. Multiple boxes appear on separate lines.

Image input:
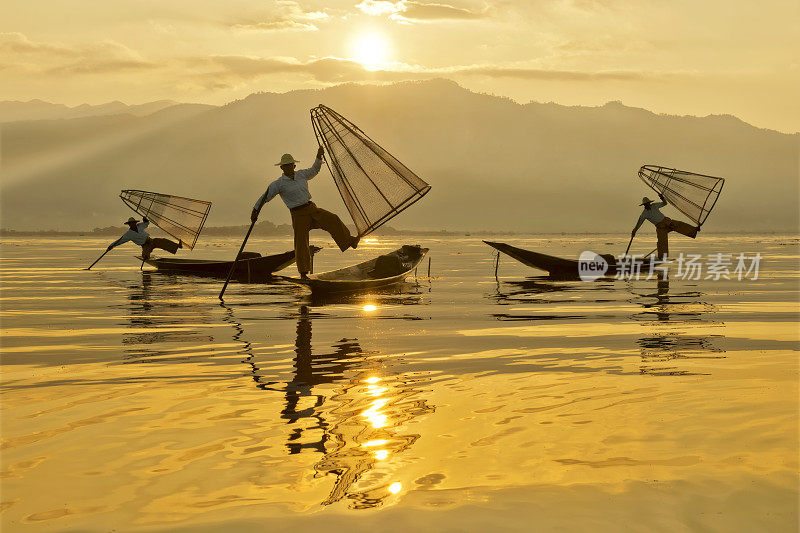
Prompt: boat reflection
<box><xmin>486</xmin><ymin>274</ymin><xmax>726</xmax><ymax>376</ymax></box>
<box><xmin>487</xmin><ymin>277</ymin><xmax>615</xmax><ymax>321</ymax></box>
<box><xmin>298</xmin><ymin>281</ymin><xmax>427</xmax><ymax>308</ymax></box>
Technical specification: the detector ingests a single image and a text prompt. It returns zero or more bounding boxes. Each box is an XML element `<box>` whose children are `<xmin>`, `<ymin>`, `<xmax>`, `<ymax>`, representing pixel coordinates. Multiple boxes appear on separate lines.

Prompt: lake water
<box><xmin>1</xmin><ymin>234</ymin><xmax>798</xmax><ymax>532</ymax></box>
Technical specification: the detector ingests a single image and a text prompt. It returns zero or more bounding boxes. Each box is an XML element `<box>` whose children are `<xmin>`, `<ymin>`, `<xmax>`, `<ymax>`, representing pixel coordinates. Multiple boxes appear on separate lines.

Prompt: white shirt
<box><xmin>110</xmin><ymin>220</ymin><xmax>150</xmax><ymax>248</ymax></box>
<box><xmin>253</xmin><ymin>157</ymin><xmax>322</xmax><ymax>211</ymax></box>
<box><xmin>633</xmin><ymin>201</ymin><xmax>667</xmax><ymax>233</ymax></box>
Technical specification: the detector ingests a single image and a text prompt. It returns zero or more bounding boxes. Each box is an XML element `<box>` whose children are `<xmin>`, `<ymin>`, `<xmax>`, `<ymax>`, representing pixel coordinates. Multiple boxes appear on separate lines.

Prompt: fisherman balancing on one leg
<box><xmin>251</xmin><ymin>147</ymin><xmax>359</xmax><ymax>279</ymax></box>
<box><xmin>631</xmin><ymin>194</ymin><xmax>699</xmax><ymax>258</ymax></box>
<box><xmin>106</xmin><ymin>217</ymin><xmax>182</xmax><ymax>259</ymax></box>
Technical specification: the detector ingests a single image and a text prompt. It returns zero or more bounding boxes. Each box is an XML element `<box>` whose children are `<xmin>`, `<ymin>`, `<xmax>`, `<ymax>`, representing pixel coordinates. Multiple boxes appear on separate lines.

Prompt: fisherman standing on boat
<box><xmin>631</xmin><ymin>194</ymin><xmax>698</xmax><ymax>258</ymax></box>
<box><xmin>106</xmin><ymin>217</ymin><xmax>182</xmax><ymax>259</ymax></box>
<box><xmin>251</xmin><ymin>147</ymin><xmax>359</xmax><ymax>279</ymax></box>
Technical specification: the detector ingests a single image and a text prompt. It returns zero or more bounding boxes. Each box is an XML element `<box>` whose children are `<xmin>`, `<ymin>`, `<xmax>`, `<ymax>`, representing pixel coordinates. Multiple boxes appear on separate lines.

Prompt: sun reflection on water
<box><xmin>362</xmin><ymin>440</ymin><xmax>388</xmax><ymax>447</ymax></box>
<box><xmin>362</xmin><ymin>398</ymin><xmax>389</xmax><ymax>428</ymax></box>
<box><xmin>250</xmin><ymin>306</ymin><xmax>436</xmax><ymax>510</ymax></box>
<box><xmin>374</xmin><ymin>450</ymin><xmax>389</xmax><ymax>461</ymax></box>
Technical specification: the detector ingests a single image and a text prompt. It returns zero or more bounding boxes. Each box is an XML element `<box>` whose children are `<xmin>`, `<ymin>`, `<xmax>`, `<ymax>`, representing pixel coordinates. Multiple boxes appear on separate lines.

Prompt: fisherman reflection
<box><xmin>273</xmin><ymin>305</ymin><xmax>435</xmax><ymax>508</ymax></box>
<box><xmin>649</xmin><ymin>274</ymin><xmax>671</xmax><ymax>323</ymax></box>
<box><xmin>634</xmin><ymin>275</ymin><xmax>723</xmax><ymax>375</ymax></box>
<box><xmin>123</xmin><ymin>271</ymin><xmax>212</xmax><ymax>352</ymax></box>
<box><xmin>128</xmin><ymin>271</ymin><xmax>154</xmax><ymax>321</ymax></box>
<box><xmin>281</xmin><ymin>305</ymin><xmax>361</xmax><ymax>454</ymax></box>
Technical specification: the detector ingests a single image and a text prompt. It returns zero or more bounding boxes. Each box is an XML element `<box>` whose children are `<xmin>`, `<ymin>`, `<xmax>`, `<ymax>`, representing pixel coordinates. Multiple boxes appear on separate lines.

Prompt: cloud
<box><xmin>176</xmin><ymin>53</ymin><xmax>660</xmax><ymax>90</ymax></box>
<box><xmin>0</xmin><ymin>33</ymin><xmax>155</xmax><ymax>75</ymax></box>
<box><xmin>180</xmin><ymin>56</ymin><xmax>414</xmax><ymax>89</ymax></box>
<box><xmin>0</xmin><ymin>32</ymin><xmax>665</xmax><ymax>92</ymax></box>
<box><xmin>460</xmin><ymin>66</ymin><xmax>650</xmax><ymax>81</ymax></box>
<box><xmin>402</xmin><ymin>1</ymin><xmax>488</xmax><ymax>20</ymax></box>
<box><xmin>356</xmin><ymin>1</ymin><xmax>405</xmax><ymax>16</ymax></box>
<box><xmin>232</xmin><ymin>20</ymin><xmax>318</xmax><ymax>31</ymax></box>
<box><xmin>355</xmin><ymin>1</ymin><xmax>488</xmax><ymax>21</ymax></box>
<box><xmin>0</xmin><ymin>32</ymin><xmax>75</xmax><ymax>57</ymax></box>
<box><xmin>231</xmin><ymin>1</ymin><xmax>329</xmax><ymax>32</ymax></box>
<box><xmin>48</xmin><ymin>57</ymin><xmax>156</xmax><ymax>75</ymax></box>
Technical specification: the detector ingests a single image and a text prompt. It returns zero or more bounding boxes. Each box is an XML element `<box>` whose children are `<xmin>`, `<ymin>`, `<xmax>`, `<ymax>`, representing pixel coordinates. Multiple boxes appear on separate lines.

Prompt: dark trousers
<box><xmin>141</xmin><ymin>237</ymin><xmax>179</xmax><ymax>259</ymax></box>
<box><xmin>290</xmin><ymin>202</ymin><xmax>353</xmax><ymax>273</ymax></box>
<box><xmin>656</xmin><ymin>217</ymin><xmax>698</xmax><ymax>258</ymax></box>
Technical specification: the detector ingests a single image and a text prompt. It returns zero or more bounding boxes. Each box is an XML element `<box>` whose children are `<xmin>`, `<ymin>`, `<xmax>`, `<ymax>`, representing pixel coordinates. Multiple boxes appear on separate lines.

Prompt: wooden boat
<box><xmin>139</xmin><ymin>247</ymin><xmax>322</xmax><ymax>282</ymax></box>
<box><xmin>281</xmin><ymin>245</ymin><xmax>428</xmax><ymax>293</ymax></box>
<box><xmin>484</xmin><ymin>241</ymin><xmax>617</xmax><ymax>279</ymax></box>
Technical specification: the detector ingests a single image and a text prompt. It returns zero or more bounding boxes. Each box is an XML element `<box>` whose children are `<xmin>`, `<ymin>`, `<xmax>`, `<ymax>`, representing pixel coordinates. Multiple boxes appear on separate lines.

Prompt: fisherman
<box><xmin>251</xmin><ymin>147</ymin><xmax>359</xmax><ymax>279</ymax></box>
<box><xmin>106</xmin><ymin>216</ymin><xmax>182</xmax><ymax>260</ymax></box>
<box><xmin>631</xmin><ymin>194</ymin><xmax>698</xmax><ymax>258</ymax></box>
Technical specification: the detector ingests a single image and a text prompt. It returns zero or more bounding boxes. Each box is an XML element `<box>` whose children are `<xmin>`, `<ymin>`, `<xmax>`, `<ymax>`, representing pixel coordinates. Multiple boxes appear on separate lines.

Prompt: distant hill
<box><xmin>0</xmin><ymin>99</ymin><xmax>210</xmax><ymax>123</ymax></box>
<box><xmin>1</xmin><ymin>80</ymin><xmax>797</xmax><ymax>233</ymax></box>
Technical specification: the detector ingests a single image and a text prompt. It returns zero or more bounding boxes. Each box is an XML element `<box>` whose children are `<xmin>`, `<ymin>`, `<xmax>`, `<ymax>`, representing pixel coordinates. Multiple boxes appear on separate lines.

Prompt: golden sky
<box><xmin>1</xmin><ymin>0</ymin><xmax>798</xmax><ymax>132</ymax></box>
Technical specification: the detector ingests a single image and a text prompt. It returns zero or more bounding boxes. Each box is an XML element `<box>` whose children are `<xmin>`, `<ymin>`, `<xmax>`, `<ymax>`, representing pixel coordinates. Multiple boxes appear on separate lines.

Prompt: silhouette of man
<box><xmin>631</xmin><ymin>194</ymin><xmax>698</xmax><ymax>258</ymax></box>
<box><xmin>251</xmin><ymin>147</ymin><xmax>358</xmax><ymax>278</ymax></box>
<box><xmin>107</xmin><ymin>217</ymin><xmax>182</xmax><ymax>259</ymax></box>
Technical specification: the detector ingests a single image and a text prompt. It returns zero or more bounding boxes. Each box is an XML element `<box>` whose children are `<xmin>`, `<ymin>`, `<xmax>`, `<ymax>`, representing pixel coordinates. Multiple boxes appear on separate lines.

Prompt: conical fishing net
<box><xmin>638</xmin><ymin>165</ymin><xmax>724</xmax><ymax>226</ymax></box>
<box><xmin>120</xmin><ymin>190</ymin><xmax>212</xmax><ymax>249</ymax></box>
<box><xmin>311</xmin><ymin>105</ymin><xmax>431</xmax><ymax>237</ymax></box>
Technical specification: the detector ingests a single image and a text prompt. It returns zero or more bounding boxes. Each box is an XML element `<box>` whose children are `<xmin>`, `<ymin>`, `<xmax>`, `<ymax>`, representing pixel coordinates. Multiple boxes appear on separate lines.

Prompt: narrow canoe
<box><xmin>484</xmin><ymin>241</ymin><xmax>617</xmax><ymax>279</ymax></box>
<box><xmin>139</xmin><ymin>246</ymin><xmax>322</xmax><ymax>282</ymax></box>
<box><xmin>281</xmin><ymin>244</ymin><xmax>429</xmax><ymax>293</ymax></box>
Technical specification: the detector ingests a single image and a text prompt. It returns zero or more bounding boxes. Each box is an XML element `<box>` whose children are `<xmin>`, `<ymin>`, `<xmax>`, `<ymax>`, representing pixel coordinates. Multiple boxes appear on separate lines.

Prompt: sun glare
<box><xmin>351</xmin><ymin>31</ymin><xmax>390</xmax><ymax>70</ymax></box>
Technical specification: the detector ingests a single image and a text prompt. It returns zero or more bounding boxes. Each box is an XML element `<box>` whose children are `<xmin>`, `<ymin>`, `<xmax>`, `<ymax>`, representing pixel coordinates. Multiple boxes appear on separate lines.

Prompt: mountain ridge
<box><xmin>0</xmin><ymin>99</ymin><xmax>207</xmax><ymax>123</ymax></box>
<box><xmin>1</xmin><ymin>79</ymin><xmax>797</xmax><ymax>233</ymax></box>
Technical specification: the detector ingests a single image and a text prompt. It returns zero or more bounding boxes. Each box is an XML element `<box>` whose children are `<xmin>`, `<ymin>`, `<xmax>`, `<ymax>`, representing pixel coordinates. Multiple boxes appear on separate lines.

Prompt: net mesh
<box><xmin>638</xmin><ymin>165</ymin><xmax>724</xmax><ymax>227</ymax></box>
<box><xmin>120</xmin><ymin>190</ymin><xmax>212</xmax><ymax>249</ymax></box>
<box><xmin>311</xmin><ymin>105</ymin><xmax>431</xmax><ymax>237</ymax></box>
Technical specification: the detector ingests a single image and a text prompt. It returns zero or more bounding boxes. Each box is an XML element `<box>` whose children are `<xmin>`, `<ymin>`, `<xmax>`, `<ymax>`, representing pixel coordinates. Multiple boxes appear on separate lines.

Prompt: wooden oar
<box><xmin>85</xmin><ymin>249</ymin><xmax>110</xmax><ymax>270</ymax></box>
<box><xmin>642</xmin><ymin>247</ymin><xmax>658</xmax><ymax>260</ymax></box>
<box><xmin>218</xmin><ymin>220</ymin><xmax>256</xmax><ymax>300</ymax></box>
<box><xmin>624</xmin><ymin>233</ymin><xmax>635</xmax><ymax>256</ymax></box>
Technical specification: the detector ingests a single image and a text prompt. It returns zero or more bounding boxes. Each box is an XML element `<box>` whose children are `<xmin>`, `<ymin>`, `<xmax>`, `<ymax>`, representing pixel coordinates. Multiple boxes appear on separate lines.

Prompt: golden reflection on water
<box><xmin>229</xmin><ymin>304</ymin><xmax>435</xmax><ymax>509</ymax></box>
<box><xmin>1</xmin><ymin>237</ymin><xmax>798</xmax><ymax>531</ymax></box>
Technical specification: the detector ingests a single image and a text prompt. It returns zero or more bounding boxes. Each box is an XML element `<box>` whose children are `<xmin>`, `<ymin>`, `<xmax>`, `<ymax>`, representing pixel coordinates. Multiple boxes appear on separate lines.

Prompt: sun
<box><xmin>351</xmin><ymin>31</ymin><xmax>391</xmax><ymax>70</ymax></box>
